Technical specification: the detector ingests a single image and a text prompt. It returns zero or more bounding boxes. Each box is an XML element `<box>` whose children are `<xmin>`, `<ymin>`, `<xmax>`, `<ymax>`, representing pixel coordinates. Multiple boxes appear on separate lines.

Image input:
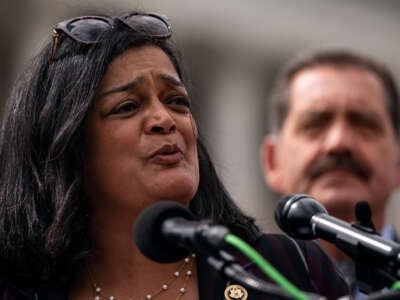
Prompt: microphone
<box><xmin>133</xmin><ymin>201</ymin><xmax>229</xmax><ymax>263</ymax></box>
<box><xmin>275</xmin><ymin>194</ymin><xmax>400</xmax><ymax>266</ymax></box>
<box><xmin>135</xmin><ymin>201</ymin><xmax>326</xmax><ymax>299</ymax></box>
<box><xmin>355</xmin><ymin>201</ymin><xmax>377</xmax><ymax>232</ymax></box>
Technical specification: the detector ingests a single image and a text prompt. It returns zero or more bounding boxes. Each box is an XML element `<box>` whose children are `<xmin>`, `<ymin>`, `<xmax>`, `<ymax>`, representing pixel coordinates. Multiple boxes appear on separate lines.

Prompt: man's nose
<box><xmin>323</xmin><ymin>120</ymin><xmax>356</xmax><ymax>154</ymax></box>
<box><xmin>144</xmin><ymin>100</ymin><xmax>176</xmax><ymax>134</ymax></box>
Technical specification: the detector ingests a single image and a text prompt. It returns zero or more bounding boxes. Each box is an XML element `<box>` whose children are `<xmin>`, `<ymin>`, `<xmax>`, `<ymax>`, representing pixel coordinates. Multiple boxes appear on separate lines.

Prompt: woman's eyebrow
<box><xmin>158</xmin><ymin>74</ymin><xmax>184</xmax><ymax>88</ymax></box>
<box><xmin>97</xmin><ymin>76</ymin><xmax>145</xmax><ymax>99</ymax></box>
<box><xmin>97</xmin><ymin>74</ymin><xmax>184</xmax><ymax>100</ymax></box>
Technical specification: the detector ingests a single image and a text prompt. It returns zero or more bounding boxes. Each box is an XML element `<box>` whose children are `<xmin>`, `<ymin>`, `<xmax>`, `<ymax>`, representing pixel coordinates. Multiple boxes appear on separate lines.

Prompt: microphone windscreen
<box><xmin>274</xmin><ymin>194</ymin><xmax>294</xmax><ymax>231</ymax></box>
<box><xmin>355</xmin><ymin>201</ymin><xmax>372</xmax><ymax>222</ymax></box>
<box><xmin>133</xmin><ymin>201</ymin><xmax>194</xmax><ymax>263</ymax></box>
<box><xmin>274</xmin><ymin>194</ymin><xmax>327</xmax><ymax>239</ymax></box>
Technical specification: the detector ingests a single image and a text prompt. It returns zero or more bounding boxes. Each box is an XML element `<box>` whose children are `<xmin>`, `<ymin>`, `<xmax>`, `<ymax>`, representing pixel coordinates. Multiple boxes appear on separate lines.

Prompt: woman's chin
<box><xmin>150</xmin><ymin>181</ymin><xmax>198</xmax><ymax>206</ymax></box>
<box><xmin>151</xmin><ymin>172</ymin><xmax>198</xmax><ymax>202</ymax></box>
<box><xmin>158</xmin><ymin>188</ymin><xmax>197</xmax><ymax>206</ymax></box>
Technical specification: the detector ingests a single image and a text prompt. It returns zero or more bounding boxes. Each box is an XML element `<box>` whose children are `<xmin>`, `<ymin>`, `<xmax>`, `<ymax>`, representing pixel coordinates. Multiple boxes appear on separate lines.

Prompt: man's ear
<box><xmin>260</xmin><ymin>134</ymin><xmax>283</xmax><ymax>191</ymax></box>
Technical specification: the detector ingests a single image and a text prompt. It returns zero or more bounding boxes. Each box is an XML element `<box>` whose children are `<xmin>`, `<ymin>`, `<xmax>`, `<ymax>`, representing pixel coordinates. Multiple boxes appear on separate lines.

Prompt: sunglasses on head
<box><xmin>51</xmin><ymin>12</ymin><xmax>172</xmax><ymax>61</ymax></box>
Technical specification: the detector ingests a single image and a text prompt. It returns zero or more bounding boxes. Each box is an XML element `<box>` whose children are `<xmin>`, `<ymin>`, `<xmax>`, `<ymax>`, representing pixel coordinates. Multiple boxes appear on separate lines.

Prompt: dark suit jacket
<box><xmin>0</xmin><ymin>233</ymin><xmax>349</xmax><ymax>300</ymax></box>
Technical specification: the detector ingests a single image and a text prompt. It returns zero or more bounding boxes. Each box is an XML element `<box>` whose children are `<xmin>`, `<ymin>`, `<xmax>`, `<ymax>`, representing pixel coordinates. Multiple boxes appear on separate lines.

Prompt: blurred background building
<box><xmin>2</xmin><ymin>0</ymin><xmax>400</xmax><ymax>232</ymax></box>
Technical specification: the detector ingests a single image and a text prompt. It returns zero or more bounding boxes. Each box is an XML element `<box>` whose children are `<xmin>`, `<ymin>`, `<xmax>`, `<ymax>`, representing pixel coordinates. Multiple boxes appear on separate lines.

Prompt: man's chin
<box><xmin>309</xmin><ymin>173</ymin><xmax>367</xmax><ymax>198</ymax></box>
<box><xmin>312</xmin><ymin>170</ymin><xmax>367</xmax><ymax>186</ymax></box>
<box><xmin>309</xmin><ymin>188</ymin><xmax>367</xmax><ymax>218</ymax></box>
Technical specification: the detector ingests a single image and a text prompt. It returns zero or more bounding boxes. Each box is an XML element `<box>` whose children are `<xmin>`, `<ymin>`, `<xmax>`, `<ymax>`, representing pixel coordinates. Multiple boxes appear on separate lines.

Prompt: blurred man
<box><xmin>260</xmin><ymin>50</ymin><xmax>400</xmax><ymax>296</ymax></box>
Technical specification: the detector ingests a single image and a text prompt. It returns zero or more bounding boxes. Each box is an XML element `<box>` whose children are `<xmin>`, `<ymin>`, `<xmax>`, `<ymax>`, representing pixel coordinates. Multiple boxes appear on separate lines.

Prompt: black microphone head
<box><xmin>133</xmin><ymin>201</ymin><xmax>195</xmax><ymax>263</ymax></box>
<box><xmin>355</xmin><ymin>201</ymin><xmax>372</xmax><ymax>223</ymax></box>
<box><xmin>355</xmin><ymin>200</ymin><xmax>376</xmax><ymax>231</ymax></box>
<box><xmin>275</xmin><ymin>194</ymin><xmax>328</xmax><ymax>239</ymax></box>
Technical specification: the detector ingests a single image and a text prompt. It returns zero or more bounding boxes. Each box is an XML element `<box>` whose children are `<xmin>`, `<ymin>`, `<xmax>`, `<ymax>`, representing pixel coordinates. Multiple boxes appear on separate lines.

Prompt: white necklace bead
<box><xmin>88</xmin><ymin>255</ymin><xmax>194</xmax><ymax>300</ymax></box>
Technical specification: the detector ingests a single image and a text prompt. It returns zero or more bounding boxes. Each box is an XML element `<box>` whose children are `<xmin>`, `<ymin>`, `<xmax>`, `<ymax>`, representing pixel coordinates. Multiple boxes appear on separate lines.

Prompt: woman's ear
<box><xmin>260</xmin><ymin>134</ymin><xmax>283</xmax><ymax>191</ymax></box>
<box><xmin>395</xmin><ymin>143</ymin><xmax>400</xmax><ymax>186</ymax></box>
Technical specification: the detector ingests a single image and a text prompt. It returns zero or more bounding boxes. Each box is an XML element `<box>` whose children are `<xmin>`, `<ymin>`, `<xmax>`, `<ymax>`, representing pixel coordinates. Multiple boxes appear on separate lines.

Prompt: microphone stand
<box><xmin>355</xmin><ymin>260</ymin><xmax>400</xmax><ymax>293</ymax></box>
<box><xmin>185</xmin><ymin>220</ymin><xmax>323</xmax><ymax>299</ymax></box>
<box><xmin>364</xmin><ymin>290</ymin><xmax>400</xmax><ymax>300</ymax></box>
<box><xmin>205</xmin><ymin>249</ymin><xmax>324</xmax><ymax>300</ymax></box>
<box><xmin>345</xmin><ymin>223</ymin><xmax>400</xmax><ymax>299</ymax></box>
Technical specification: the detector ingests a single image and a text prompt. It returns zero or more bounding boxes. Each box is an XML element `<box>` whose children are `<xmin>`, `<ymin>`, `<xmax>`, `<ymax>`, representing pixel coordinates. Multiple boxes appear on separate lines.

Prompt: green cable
<box><xmin>391</xmin><ymin>281</ymin><xmax>400</xmax><ymax>290</ymax></box>
<box><xmin>225</xmin><ymin>233</ymin><xmax>309</xmax><ymax>300</ymax></box>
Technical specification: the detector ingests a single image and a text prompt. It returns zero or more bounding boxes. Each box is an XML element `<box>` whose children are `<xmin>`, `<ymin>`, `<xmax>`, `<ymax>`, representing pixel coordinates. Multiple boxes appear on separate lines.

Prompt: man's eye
<box><xmin>297</xmin><ymin>118</ymin><xmax>330</xmax><ymax>136</ymax></box>
<box><xmin>350</xmin><ymin>114</ymin><xmax>382</xmax><ymax>134</ymax></box>
<box><xmin>111</xmin><ymin>101</ymin><xmax>139</xmax><ymax>115</ymax></box>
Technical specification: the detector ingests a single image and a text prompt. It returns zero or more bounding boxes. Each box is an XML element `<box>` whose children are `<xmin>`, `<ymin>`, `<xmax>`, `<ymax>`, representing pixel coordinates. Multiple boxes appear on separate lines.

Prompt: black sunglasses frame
<box><xmin>50</xmin><ymin>13</ymin><xmax>172</xmax><ymax>61</ymax></box>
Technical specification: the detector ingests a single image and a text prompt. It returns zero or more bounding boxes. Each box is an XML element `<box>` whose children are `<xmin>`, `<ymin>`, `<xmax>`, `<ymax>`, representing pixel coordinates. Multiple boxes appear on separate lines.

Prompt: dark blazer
<box><xmin>0</xmin><ymin>233</ymin><xmax>349</xmax><ymax>300</ymax></box>
<box><xmin>197</xmin><ymin>233</ymin><xmax>349</xmax><ymax>300</ymax></box>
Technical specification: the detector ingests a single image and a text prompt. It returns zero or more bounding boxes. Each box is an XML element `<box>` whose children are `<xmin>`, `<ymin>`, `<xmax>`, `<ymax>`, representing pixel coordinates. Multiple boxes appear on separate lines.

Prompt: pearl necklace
<box><xmin>88</xmin><ymin>253</ymin><xmax>196</xmax><ymax>300</ymax></box>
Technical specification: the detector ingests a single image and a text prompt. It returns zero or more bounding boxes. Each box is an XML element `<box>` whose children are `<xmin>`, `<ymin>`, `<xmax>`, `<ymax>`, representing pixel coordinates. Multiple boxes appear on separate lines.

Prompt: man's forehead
<box><xmin>289</xmin><ymin>66</ymin><xmax>387</xmax><ymax>112</ymax></box>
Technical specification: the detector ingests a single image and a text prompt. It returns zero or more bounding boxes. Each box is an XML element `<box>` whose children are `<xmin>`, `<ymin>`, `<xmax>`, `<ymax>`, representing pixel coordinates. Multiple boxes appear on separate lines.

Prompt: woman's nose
<box><xmin>144</xmin><ymin>101</ymin><xmax>176</xmax><ymax>134</ymax></box>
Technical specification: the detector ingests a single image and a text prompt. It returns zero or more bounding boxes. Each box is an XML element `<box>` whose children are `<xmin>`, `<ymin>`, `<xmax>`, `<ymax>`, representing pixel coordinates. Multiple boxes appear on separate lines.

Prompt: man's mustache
<box><xmin>308</xmin><ymin>153</ymin><xmax>371</xmax><ymax>181</ymax></box>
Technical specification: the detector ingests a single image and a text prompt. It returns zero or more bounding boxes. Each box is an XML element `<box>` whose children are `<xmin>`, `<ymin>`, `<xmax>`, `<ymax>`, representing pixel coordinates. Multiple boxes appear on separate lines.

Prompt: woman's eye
<box><xmin>110</xmin><ymin>100</ymin><xmax>139</xmax><ymax>115</ymax></box>
<box><xmin>167</xmin><ymin>97</ymin><xmax>191</xmax><ymax>111</ymax></box>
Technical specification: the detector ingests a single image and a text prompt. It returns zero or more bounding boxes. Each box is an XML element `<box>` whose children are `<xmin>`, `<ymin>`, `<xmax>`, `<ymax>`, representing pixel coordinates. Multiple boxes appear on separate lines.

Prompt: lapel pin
<box><xmin>224</xmin><ymin>284</ymin><xmax>248</xmax><ymax>300</ymax></box>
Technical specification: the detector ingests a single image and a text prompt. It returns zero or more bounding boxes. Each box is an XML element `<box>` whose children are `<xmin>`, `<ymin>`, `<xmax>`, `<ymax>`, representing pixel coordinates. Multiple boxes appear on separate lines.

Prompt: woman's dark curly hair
<box><xmin>0</xmin><ymin>11</ymin><xmax>259</xmax><ymax>288</ymax></box>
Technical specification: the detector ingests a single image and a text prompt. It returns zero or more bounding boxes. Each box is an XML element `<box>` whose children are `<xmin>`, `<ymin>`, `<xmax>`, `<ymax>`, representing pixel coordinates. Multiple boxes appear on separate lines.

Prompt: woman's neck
<box><xmin>69</xmin><ymin>212</ymin><xmax>199</xmax><ymax>299</ymax></box>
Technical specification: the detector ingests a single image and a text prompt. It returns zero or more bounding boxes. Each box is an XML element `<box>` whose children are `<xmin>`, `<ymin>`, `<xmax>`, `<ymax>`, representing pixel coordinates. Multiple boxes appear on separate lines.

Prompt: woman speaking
<box><xmin>0</xmin><ymin>9</ymin><xmax>348</xmax><ymax>300</ymax></box>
